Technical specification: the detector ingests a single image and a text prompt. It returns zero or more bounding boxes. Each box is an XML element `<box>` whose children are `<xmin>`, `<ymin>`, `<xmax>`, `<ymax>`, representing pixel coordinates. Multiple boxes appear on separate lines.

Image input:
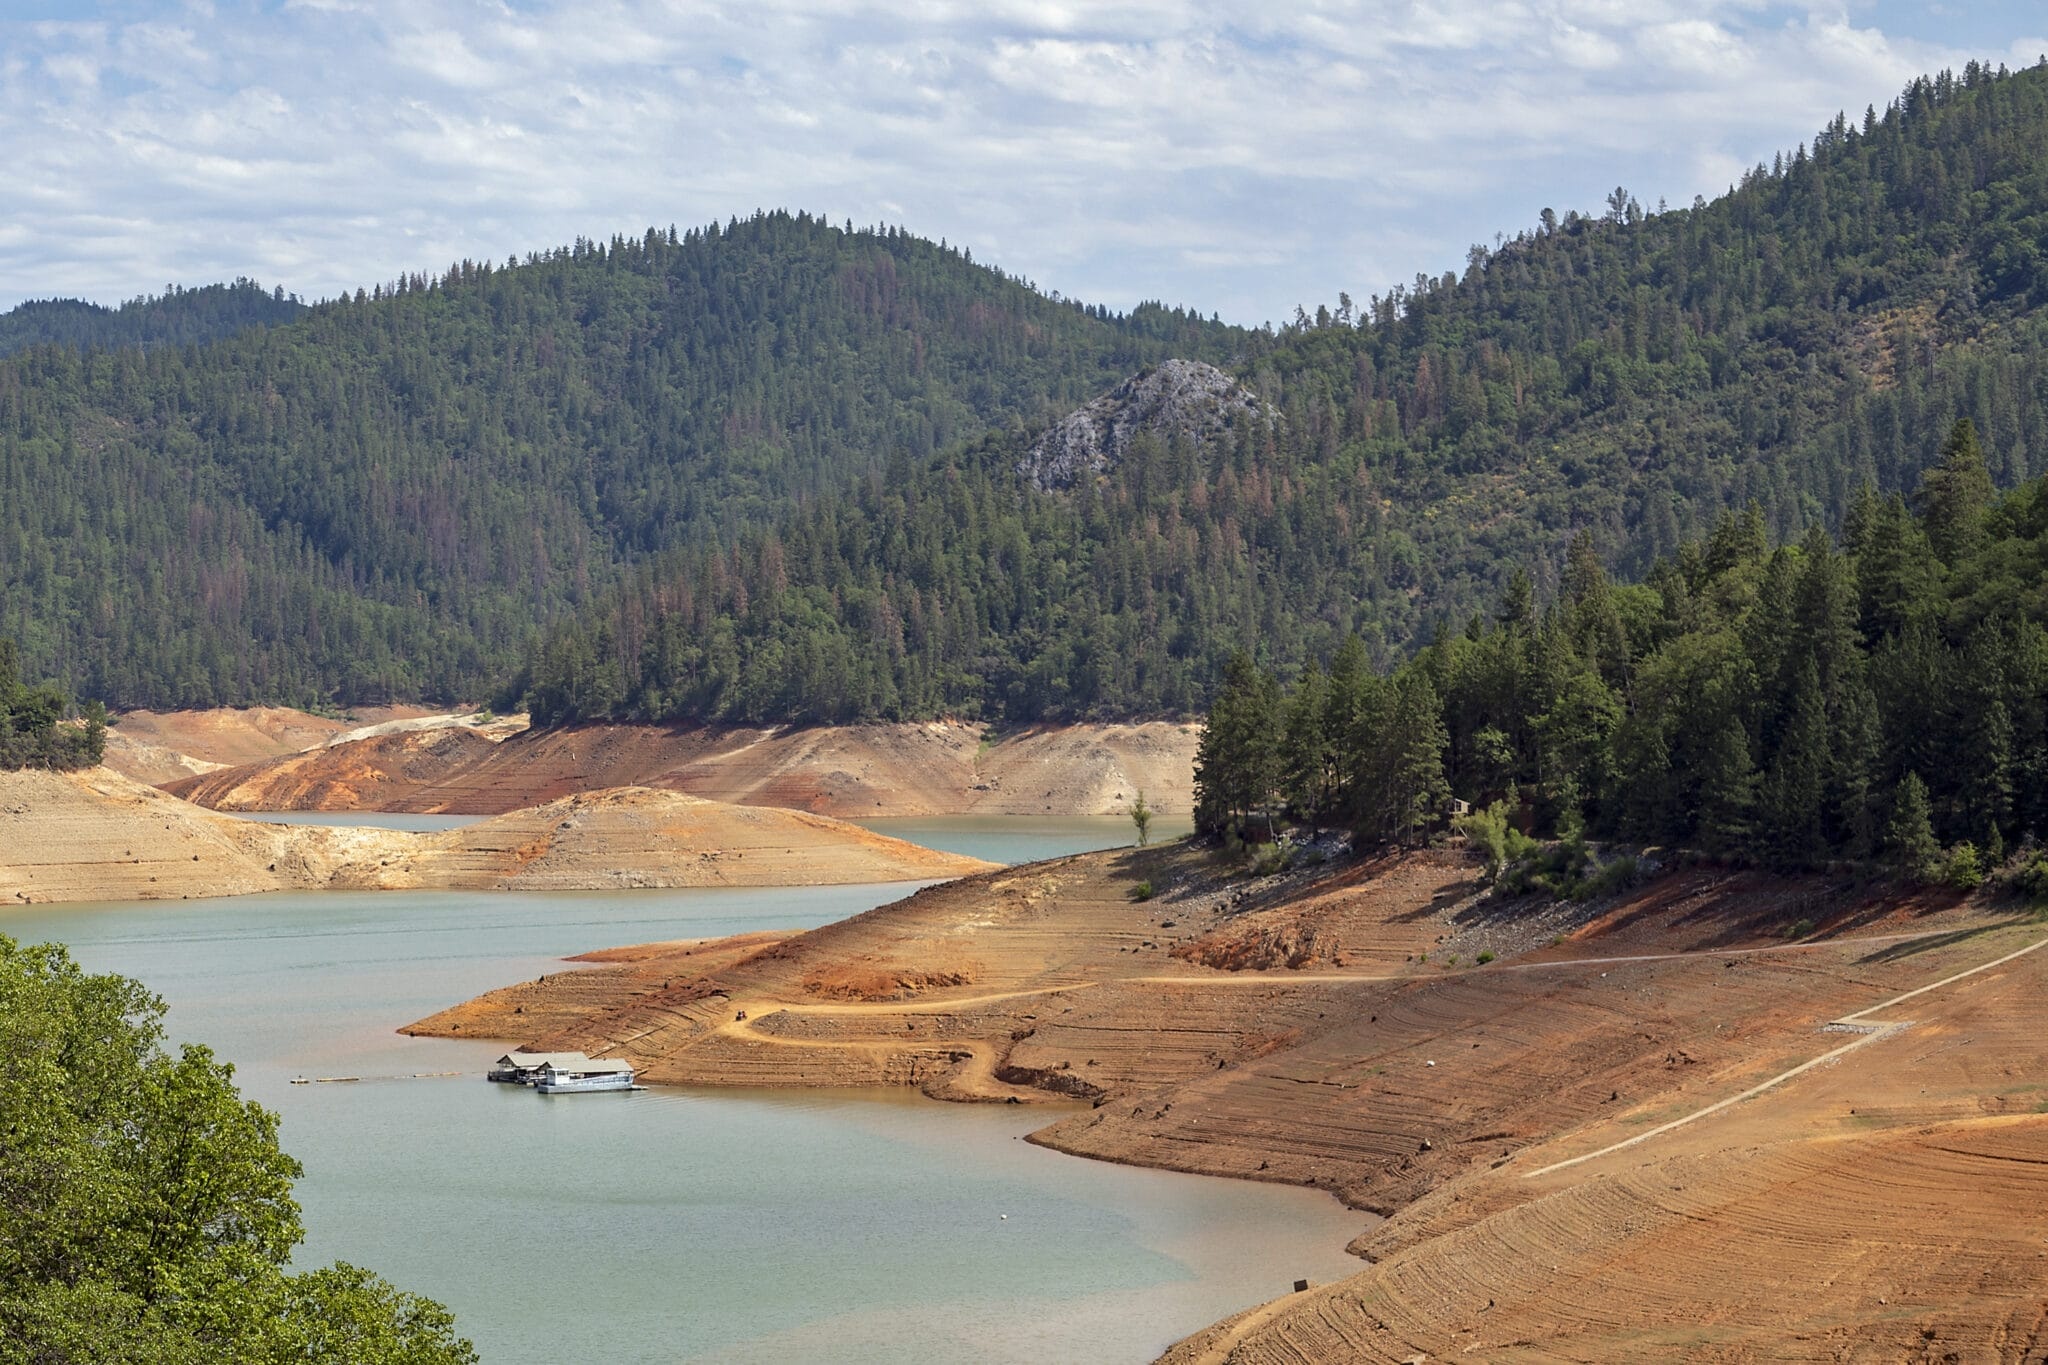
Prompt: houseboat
<box><xmin>488</xmin><ymin>1050</ymin><xmax>595</xmax><ymax>1085</ymax></box>
<box><xmin>534</xmin><ymin>1057</ymin><xmax>637</xmax><ymax>1094</ymax></box>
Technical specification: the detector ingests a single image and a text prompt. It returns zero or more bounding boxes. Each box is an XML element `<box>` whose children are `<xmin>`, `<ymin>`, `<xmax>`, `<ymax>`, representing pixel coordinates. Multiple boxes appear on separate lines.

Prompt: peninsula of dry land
<box><xmin>410</xmin><ymin>839</ymin><xmax>2048</xmax><ymax>1361</ymax></box>
<box><xmin>0</xmin><ymin>769</ymin><xmax>991</xmax><ymax>904</ymax></box>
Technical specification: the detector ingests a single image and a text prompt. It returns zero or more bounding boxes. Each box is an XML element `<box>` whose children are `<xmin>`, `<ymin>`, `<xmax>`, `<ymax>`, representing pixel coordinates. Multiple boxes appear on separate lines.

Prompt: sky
<box><xmin>0</xmin><ymin>1</ymin><xmax>2044</xmax><ymax>325</ymax></box>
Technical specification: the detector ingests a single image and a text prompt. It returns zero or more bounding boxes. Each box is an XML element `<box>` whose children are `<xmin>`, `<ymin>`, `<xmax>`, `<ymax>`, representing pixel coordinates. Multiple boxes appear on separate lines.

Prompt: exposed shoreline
<box><xmin>405</xmin><ymin>838</ymin><xmax>2048</xmax><ymax>1362</ymax></box>
<box><xmin>0</xmin><ymin>768</ymin><xmax>993</xmax><ymax>905</ymax></box>
<box><xmin>129</xmin><ymin>708</ymin><xmax>1197</xmax><ymax>821</ymax></box>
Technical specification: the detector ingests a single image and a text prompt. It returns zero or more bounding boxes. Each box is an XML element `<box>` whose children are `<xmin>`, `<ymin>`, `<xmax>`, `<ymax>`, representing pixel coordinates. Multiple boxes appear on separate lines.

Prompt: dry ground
<box><xmin>101</xmin><ymin>704</ymin><xmax>441</xmax><ymax>783</ymax></box>
<box><xmin>0</xmin><ymin>771</ymin><xmax>988</xmax><ymax>904</ymax></box>
<box><xmin>163</xmin><ymin>715</ymin><xmax>1198</xmax><ymax>819</ymax></box>
<box><xmin>409</xmin><ymin>839</ymin><xmax>2048</xmax><ymax>1361</ymax></box>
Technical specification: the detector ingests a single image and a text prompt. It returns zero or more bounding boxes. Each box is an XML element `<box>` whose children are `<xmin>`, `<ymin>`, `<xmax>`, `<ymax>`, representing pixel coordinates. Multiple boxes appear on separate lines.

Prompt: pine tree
<box><xmin>1129</xmin><ymin>790</ymin><xmax>1153</xmax><ymax>847</ymax></box>
<box><xmin>1884</xmin><ymin>771</ymin><xmax>1941</xmax><ymax>881</ymax></box>
<box><xmin>1386</xmin><ymin>672</ymin><xmax>1450</xmax><ymax>845</ymax></box>
<box><xmin>1320</xmin><ymin>637</ymin><xmax>1371</xmax><ymax>820</ymax></box>
<box><xmin>1852</xmin><ymin>495</ymin><xmax>1942</xmax><ymax>641</ymax></box>
<box><xmin>1916</xmin><ymin>418</ymin><xmax>1995</xmax><ymax>565</ymax></box>
<box><xmin>1192</xmin><ymin>652</ymin><xmax>1280</xmax><ymax>837</ymax></box>
<box><xmin>1761</xmin><ymin>657</ymin><xmax>1829</xmax><ymax>865</ymax></box>
<box><xmin>1279</xmin><ymin>659</ymin><xmax>1331</xmax><ymax>821</ymax></box>
<box><xmin>1696</xmin><ymin>716</ymin><xmax>1760</xmax><ymax>855</ymax></box>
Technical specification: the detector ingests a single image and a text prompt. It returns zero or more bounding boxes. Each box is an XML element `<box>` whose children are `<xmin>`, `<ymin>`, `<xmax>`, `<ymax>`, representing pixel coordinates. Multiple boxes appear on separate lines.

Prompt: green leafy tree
<box><xmin>1129</xmin><ymin>789</ymin><xmax>1153</xmax><ymax>847</ymax></box>
<box><xmin>0</xmin><ymin>937</ymin><xmax>476</xmax><ymax>1364</ymax></box>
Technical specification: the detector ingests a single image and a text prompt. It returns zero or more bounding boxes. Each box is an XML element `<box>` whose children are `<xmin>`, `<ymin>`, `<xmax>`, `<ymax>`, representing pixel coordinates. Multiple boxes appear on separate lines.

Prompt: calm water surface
<box><xmin>2</xmin><ymin>824</ymin><xmax>1366</xmax><ymax>1364</ymax></box>
<box><xmin>856</xmin><ymin>814</ymin><xmax>1192</xmax><ymax>866</ymax></box>
<box><xmin>219</xmin><ymin>809</ymin><xmax>486</xmax><ymax>832</ymax></box>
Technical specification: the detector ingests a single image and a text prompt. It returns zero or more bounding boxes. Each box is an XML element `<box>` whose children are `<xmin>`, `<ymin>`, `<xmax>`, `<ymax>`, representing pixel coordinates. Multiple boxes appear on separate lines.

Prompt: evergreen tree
<box><xmin>1760</xmin><ymin>657</ymin><xmax>1829</xmax><ymax>865</ymax></box>
<box><xmin>1917</xmin><ymin>418</ymin><xmax>1996</xmax><ymax>565</ymax></box>
<box><xmin>1382</xmin><ymin>672</ymin><xmax>1450</xmax><ymax>846</ymax></box>
<box><xmin>1696</xmin><ymin>717</ymin><xmax>1761</xmax><ymax>855</ymax></box>
<box><xmin>1192</xmin><ymin>652</ymin><xmax>1280</xmax><ymax>837</ymax></box>
<box><xmin>1129</xmin><ymin>790</ymin><xmax>1153</xmax><ymax>847</ymax></box>
<box><xmin>1278</xmin><ymin>658</ymin><xmax>1331</xmax><ymax>820</ymax></box>
<box><xmin>1884</xmin><ymin>772</ymin><xmax>1941</xmax><ymax>881</ymax></box>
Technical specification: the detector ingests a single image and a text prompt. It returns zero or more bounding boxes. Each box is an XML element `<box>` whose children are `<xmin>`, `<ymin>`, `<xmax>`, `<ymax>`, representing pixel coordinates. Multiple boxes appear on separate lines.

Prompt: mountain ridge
<box><xmin>7</xmin><ymin>63</ymin><xmax>2048</xmax><ymax>724</ymax></box>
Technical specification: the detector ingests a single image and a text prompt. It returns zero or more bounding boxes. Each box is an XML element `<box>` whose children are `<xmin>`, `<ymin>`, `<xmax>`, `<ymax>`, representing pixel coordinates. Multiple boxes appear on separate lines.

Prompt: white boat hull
<box><xmin>535</xmin><ymin>1074</ymin><xmax>636</xmax><ymax>1094</ymax></box>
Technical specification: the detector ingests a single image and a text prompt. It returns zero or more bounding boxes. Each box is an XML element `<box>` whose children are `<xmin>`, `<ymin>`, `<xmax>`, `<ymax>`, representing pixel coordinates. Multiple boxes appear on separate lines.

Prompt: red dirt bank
<box><xmin>408</xmin><ymin>842</ymin><xmax>2048</xmax><ymax>1361</ymax></box>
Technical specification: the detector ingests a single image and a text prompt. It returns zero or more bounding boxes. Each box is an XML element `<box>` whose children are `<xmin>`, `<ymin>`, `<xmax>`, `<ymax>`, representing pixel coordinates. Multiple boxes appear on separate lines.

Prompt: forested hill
<box><xmin>522</xmin><ymin>61</ymin><xmax>2048</xmax><ymax>728</ymax></box>
<box><xmin>9</xmin><ymin>64</ymin><xmax>2048</xmax><ymax>723</ymax></box>
<box><xmin>0</xmin><ymin>280</ymin><xmax>305</xmax><ymax>358</ymax></box>
<box><xmin>0</xmin><ymin>213</ymin><xmax>1235</xmax><ymax>706</ymax></box>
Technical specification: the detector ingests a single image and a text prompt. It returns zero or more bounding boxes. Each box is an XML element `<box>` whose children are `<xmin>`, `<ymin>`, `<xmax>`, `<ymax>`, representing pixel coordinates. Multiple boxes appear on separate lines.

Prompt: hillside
<box><xmin>0</xmin><ymin>280</ymin><xmax>304</xmax><ymax>358</ymax></box>
<box><xmin>8</xmin><ymin>64</ymin><xmax>2048</xmax><ymax>729</ymax></box>
<box><xmin>0</xmin><ymin>769</ymin><xmax>990</xmax><ymax>904</ymax></box>
<box><xmin>0</xmin><ymin>213</ymin><xmax>1232</xmax><ymax>709</ymax></box>
<box><xmin>406</xmin><ymin>838</ymin><xmax>2048</xmax><ymax>1360</ymax></box>
<box><xmin>162</xmin><ymin>716</ymin><xmax>1197</xmax><ymax>818</ymax></box>
<box><xmin>523</xmin><ymin>62</ymin><xmax>2048</xmax><ymax>725</ymax></box>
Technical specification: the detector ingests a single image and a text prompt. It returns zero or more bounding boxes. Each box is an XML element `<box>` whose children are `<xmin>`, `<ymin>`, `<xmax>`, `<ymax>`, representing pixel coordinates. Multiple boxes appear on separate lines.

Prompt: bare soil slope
<box><xmin>411</xmin><ymin>841</ymin><xmax>2046</xmax><ymax>1360</ymax></box>
<box><xmin>0</xmin><ymin>771</ymin><xmax>989</xmax><ymax>904</ymax></box>
<box><xmin>1162</xmin><ymin>922</ymin><xmax>2048</xmax><ymax>1363</ymax></box>
<box><xmin>165</xmin><ymin>718</ymin><xmax>1198</xmax><ymax>819</ymax></box>
<box><xmin>102</xmin><ymin>704</ymin><xmax>443</xmax><ymax>785</ymax></box>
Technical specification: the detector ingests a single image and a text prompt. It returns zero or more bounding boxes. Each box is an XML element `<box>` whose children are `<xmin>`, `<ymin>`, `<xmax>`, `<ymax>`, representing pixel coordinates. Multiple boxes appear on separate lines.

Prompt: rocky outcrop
<box><xmin>1019</xmin><ymin>358</ymin><xmax>1267</xmax><ymax>490</ymax></box>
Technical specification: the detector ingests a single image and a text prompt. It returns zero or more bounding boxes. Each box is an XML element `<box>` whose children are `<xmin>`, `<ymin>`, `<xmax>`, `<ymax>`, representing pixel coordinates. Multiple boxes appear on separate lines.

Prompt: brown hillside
<box><xmin>0</xmin><ymin>771</ymin><xmax>990</xmax><ymax>905</ymax></box>
<box><xmin>165</xmin><ymin>717</ymin><xmax>1198</xmax><ymax>819</ymax></box>
<box><xmin>100</xmin><ymin>704</ymin><xmax>484</xmax><ymax>785</ymax></box>
<box><xmin>408</xmin><ymin>841</ymin><xmax>2047</xmax><ymax>1360</ymax></box>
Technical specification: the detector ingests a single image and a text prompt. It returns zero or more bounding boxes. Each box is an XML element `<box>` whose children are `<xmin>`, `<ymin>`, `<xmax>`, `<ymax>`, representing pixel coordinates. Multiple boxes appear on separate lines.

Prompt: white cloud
<box><xmin>0</xmin><ymin>1</ymin><xmax>2026</xmax><ymax>323</ymax></box>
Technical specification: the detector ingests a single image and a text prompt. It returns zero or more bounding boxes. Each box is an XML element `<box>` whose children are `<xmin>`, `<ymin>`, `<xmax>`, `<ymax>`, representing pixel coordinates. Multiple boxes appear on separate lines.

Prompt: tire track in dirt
<box><xmin>1527</xmin><ymin>928</ymin><xmax>2048</xmax><ymax>1177</ymax></box>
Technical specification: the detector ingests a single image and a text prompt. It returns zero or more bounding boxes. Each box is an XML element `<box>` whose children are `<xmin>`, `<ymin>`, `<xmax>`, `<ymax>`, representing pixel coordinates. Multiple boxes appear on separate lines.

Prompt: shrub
<box><xmin>1582</xmin><ymin>855</ymin><xmax>1640</xmax><ymax>900</ymax></box>
<box><xmin>1476</xmin><ymin>950</ymin><xmax>1495</xmax><ymax>965</ymax></box>
<box><xmin>2016</xmin><ymin>855</ymin><xmax>2048</xmax><ymax>903</ymax></box>
<box><xmin>1497</xmin><ymin>836</ymin><xmax>1592</xmax><ymax>899</ymax></box>
<box><xmin>1252</xmin><ymin>843</ymin><xmax>1292</xmax><ymax>877</ymax></box>
<box><xmin>1942</xmin><ymin>841</ymin><xmax>1984</xmax><ymax>892</ymax></box>
<box><xmin>1455</xmin><ymin>800</ymin><xmax>1539</xmax><ymax>882</ymax></box>
<box><xmin>1783</xmin><ymin>917</ymin><xmax>1814</xmax><ymax>939</ymax></box>
<box><xmin>1129</xmin><ymin>880</ymin><xmax>1155</xmax><ymax>902</ymax></box>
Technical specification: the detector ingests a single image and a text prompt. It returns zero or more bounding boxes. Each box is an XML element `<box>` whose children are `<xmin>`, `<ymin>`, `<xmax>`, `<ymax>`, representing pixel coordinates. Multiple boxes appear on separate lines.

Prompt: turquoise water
<box><xmin>1</xmin><ymin>826</ymin><xmax>1366</xmax><ymax>1364</ymax></box>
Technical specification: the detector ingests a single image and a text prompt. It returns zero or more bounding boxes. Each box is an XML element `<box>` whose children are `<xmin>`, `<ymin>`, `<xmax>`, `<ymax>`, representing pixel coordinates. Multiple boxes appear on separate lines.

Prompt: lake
<box><xmin>1</xmin><ymin>821</ymin><xmax>1367</xmax><ymax>1364</ymax></box>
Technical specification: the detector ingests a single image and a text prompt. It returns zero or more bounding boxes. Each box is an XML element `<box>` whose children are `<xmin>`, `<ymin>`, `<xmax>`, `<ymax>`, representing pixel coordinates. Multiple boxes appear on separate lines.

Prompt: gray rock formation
<box><xmin>1019</xmin><ymin>359</ymin><xmax>1267</xmax><ymax>490</ymax></box>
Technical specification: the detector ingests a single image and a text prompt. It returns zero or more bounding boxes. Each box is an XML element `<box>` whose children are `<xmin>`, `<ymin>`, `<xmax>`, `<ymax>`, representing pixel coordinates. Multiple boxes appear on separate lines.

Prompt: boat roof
<box><xmin>496</xmin><ymin>1050</ymin><xmax>594</xmax><ymax>1068</ymax></box>
<box><xmin>540</xmin><ymin>1058</ymin><xmax>634</xmax><ymax>1075</ymax></box>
